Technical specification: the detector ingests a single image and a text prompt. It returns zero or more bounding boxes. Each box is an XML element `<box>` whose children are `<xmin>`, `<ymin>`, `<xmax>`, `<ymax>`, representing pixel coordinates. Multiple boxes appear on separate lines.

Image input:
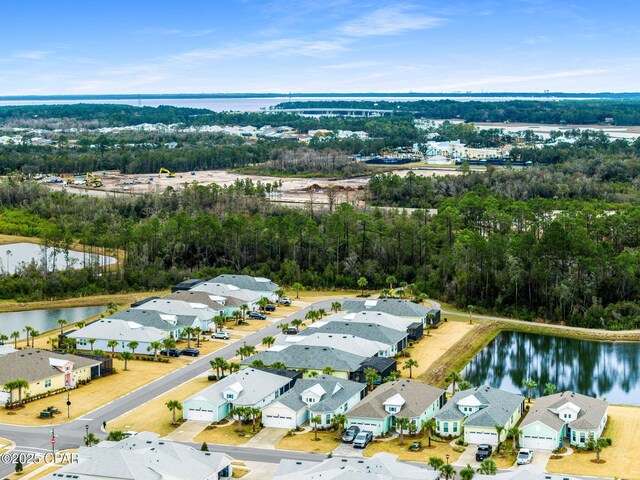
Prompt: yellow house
<box><xmin>0</xmin><ymin>349</ymin><xmax>101</xmax><ymax>404</ymax></box>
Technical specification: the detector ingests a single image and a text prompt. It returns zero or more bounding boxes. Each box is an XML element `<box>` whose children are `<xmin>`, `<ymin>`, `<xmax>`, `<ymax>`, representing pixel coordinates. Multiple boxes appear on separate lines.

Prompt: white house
<box><xmin>285</xmin><ymin>333</ymin><xmax>391</xmax><ymax>357</ymax></box>
<box><xmin>183</xmin><ymin>368</ymin><xmax>296</xmax><ymax>422</ymax></box>
<box><xmin>191</xmin><ymin>282</ymin><xmax>262</xmax><ymax>310</ymax></box>
<box><xmin>68</xmin><ymin>319</ymin><xmax>168</xmax><ymax>354</ymax></box>
<box><xmin>209</xmin><ymin>274</ymin><xmax>280</xmax><ymax>302</ymax></box>
<box><xmin>262</xmin><ymin>375</ymin><xmax>366</xmax><ymax>429</ymax></box>
<box><xmin>133</xmin><ymin>298</ymin><xmax>218</xmax><ymax>331</ymax></box>
<box><xmin>520</xmin><ymin>391</ymin><xmax>608</xmax><ymax>450</ymax></box>
<box><xmin>42</xmin><ymin>431</ymin><xmax>233</xmax><ymax>479</ymax></box>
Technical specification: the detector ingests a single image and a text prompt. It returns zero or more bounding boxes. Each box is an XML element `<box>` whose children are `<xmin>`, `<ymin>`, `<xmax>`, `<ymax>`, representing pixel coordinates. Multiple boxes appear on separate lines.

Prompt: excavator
<box><xmin>85</xmin><ymin>172</ymin><xmax>103</xmax><ymax>188</ymax></box>
<box><xmin>159</xmin><ymin>167</ymin><xmax>176</xmax><ymax>178</ymax></box>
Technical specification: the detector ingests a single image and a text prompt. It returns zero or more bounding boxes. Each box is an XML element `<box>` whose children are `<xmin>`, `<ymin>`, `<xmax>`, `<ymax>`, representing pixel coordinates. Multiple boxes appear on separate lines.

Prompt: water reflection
<box><xmin>0</xmin><ymin>306</ymin><xmax>106</xmax><ymax>339</ymax></box>
<box><xmin>463</xmin><ymin>331</ymin><xmax>640</xmax><ymax>405</ymax></box>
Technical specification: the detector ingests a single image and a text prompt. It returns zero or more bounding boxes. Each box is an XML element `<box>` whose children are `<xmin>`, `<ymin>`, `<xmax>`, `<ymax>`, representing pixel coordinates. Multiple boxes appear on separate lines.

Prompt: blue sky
<box><xmin>1</xmin><ymin>0</ymin><xmax>639</xmax><ymax>94</ymax></box>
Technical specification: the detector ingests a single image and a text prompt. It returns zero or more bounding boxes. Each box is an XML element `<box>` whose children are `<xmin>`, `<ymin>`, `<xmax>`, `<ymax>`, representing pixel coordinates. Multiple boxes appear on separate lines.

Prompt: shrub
<box><xmin>208</xmin><ymin>375</ymin><xmax>217</xmax><ymax>381</ymax></box>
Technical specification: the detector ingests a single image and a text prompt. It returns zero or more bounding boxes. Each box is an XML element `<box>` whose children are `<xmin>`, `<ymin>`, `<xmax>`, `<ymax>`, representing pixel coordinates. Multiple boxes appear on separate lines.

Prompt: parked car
<box><xmin>277</xmin><ymin>297</ymin><xmax>292</xmax><ymax>306</ymax></box>
<box><xmin>181</xmin><ymin>348</ymin><xmax>200</xmax><ymax>357</ymax></box>
<box><xmin>248</xmin><ymin>312</ymin><xmax>267</xmax><ymax>320</ymax></box>
<box><xmin>212</xmin><ymin>331</ymin><xmax>230</xmax><ymax>340</ymax></box>
<box><xmin>265</xmin><ymin>304</ymin><xmax>276</xmax><ymax>312</ymax></box>
<box><xmin>342</xmin><ymin>426</ymin><xmax>360</xmax><ymax>443</ymax></box>
<box><xmin>353</xmin><ymin>431</ymin><xmax>373</xmax><ymax>449</ymax></box>
<box><xmin>160</xmin><ymin>348</ymin><xmax>181</xmax><ymax>357</ymax></box>
<box><xmin>516</xmin><ymin>448</ymin><xmax>533</xmax><ymax>465</ymax></box>
<box><xmin>284</xmin><ymin>328</ymin><xmax>298</xmax><ymax>335</ymax></box>
<box><xmin>475</xmin><ymin>444</ymin><xmax>493</xmax><ymax>461</ymax></box>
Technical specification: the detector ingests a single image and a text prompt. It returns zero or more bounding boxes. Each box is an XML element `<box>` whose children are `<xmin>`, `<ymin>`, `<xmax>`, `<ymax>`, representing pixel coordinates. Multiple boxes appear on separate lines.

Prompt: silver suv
<box><xmin>353</xmin><ymin>431</ymin><xmax>373</xmax><ymax>448</ymax></box>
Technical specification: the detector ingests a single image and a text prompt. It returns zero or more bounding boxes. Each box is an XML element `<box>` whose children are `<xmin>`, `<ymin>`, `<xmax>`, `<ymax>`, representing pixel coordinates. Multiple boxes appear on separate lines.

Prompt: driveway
<box><xmin>453</xmin><ymin>445</ymin><xmax>479</xmax><ymax>468</ymax></box>
<box><xmin>529</xmin><ymin>450</ymin><xmax>550</xmax><ymax>470</ymax></box>
<box><xmin>332</xmin><ymin>442</ymin><xmax>364</xmax><ymax>458</ymax></box>
<box><xmin>244</xmin><ymin>428</ymin><xmax>289</xmax><ymax>449</ymax></box>
<box><xmin>164</xmin><ymin>420</ymin><xmax>209</xmax><ymax>442</ymax></box>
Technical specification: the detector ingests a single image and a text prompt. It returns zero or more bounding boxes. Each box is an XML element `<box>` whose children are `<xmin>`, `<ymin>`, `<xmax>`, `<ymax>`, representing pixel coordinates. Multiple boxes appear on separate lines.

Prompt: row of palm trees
<box><xmin>428</xmin><ymin>456</ymin><xmax>497</xmax><ymax>479</ymax></box>
<box><xmin>2</xmin><ymin>378</ymin><xmax>29</xmax><ymax>406</ymax></box>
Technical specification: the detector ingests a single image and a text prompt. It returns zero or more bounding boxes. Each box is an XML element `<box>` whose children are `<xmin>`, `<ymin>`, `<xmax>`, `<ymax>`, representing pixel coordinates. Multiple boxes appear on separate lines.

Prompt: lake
<box><xmin>0</xmin><ymin>306</ymin><xmax>106</xmax><ymax>340</ymax></box>
<box><xmin>0</xmin><ymin>242</ymin><xmax>117</xmax><ymax>274</ymax></box>
<box><xmin>463</xmin><ymin>331</ymin><xmax>640</xmax><ymax>405</ymax></box>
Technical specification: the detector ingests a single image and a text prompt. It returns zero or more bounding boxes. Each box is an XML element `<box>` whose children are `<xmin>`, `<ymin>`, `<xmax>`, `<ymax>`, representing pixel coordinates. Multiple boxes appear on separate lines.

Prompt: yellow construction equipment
<box><xmin>159</xmin><ymin>167</ymin><xmax>176</xmax><ymax>178</ymax></box>
<box><xmin>85</xmin><ymin>172</ymin><xmax>103</xmax><ymax>188</ymax></box>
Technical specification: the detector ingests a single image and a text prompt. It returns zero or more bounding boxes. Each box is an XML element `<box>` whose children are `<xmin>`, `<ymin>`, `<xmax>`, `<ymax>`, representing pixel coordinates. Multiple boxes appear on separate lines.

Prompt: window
<box><xmin>453</xmin><ymin>422</ymin><xmax>458</xmax><ymax>433</ymax></box>
<box><xmin>226</xmin><ymin>393</ymin><xmax>234</xmax><ymax>399</ymax></box>
<box><xmin>444</xmin><ymin>422</ymin><xmax>449</xmax><ymax>433</ymax></box>
<box><xmin>572</xmin><ymin>431</ymin><xmax>576</xmax><ymax>441</ymax></box>
<box><xmin>388</xmin><ymin>406</ymin><xmax>396</xmax><ymax>412</ymax></box>
<box><xmin>326</xmin><ymin>414</ymin><xmax>331</xmax><ymax>423</ymax></box>
<box><xmin>45</xmin><ymin>379</ymin><xmax>51</xmax><ymax>388</ymax></box>
<box><xmin>436</xmin><ymin>420</ymin><xmax>440</xmax><ymax>430</ymax></box>
<box><xmin>580</xmin><ymin>433</ymin><xmax>586</xmax><ymax>443</ymax></box>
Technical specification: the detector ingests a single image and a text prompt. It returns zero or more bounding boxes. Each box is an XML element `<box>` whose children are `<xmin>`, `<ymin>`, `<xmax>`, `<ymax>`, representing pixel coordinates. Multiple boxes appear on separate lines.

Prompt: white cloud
<box><xmin>13</xmin><ymin>50</ymin><xmax>50</xmax><ymax>60</ymax></box>
<box><xmin>338</xmin><ymin>5</ymin><xmax>442</xmax><ymax>37</ymax></box>
<box><xmin>138</xmin><ymin>28</ymin><xmax>215</xmax><ymax>37</ymax></box>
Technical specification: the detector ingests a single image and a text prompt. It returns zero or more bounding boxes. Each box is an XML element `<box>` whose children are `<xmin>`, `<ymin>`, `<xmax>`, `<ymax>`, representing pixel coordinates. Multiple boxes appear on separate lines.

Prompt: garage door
<box><xmin>348</xmin><ymin>421</ymin><xmax>381</xmax><ymax>436</ymax></box>
<box><xmin>264</xmin><ymin>414</ymin><xmax>295</xmax><ymax>429</ymax></box>
<box><xmin>521</xmin><ymin>435</ymin><xmax>556</xmax><ymax>450</ymax></box>
<box><xmin>187</xmin><ymin>409</ymin><xmax>214</xmax><ymax>422</ymax></box>
<box><xmin>466</xmin><ymin>431</ymin><xmax>498</xmax><ymax>446</ymax></box>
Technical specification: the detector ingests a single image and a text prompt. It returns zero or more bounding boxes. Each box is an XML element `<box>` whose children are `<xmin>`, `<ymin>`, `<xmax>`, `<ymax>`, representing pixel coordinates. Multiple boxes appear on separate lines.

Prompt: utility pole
<box><xmin>66</xmin><ymin>391</ymin><xmax>71</xmax><ymax>418</ymax></box>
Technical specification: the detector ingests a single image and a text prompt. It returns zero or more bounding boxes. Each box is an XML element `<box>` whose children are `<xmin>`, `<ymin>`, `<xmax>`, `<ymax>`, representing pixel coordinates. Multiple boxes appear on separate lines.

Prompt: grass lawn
<box><xmin>284</xmin><ymin>289</ymin><xmax>360</xmax><ymax>302</ymax></box>
<box><xmin>276</xmin><ymin>430</ymin><xmax>341</xmax><ymax>454</ymax></box>
<box><xmin>1</xmin><ymin>354</ymin><xmax>201</xmax><ymax>426</ymax></box>
<box><xmin>492</xmin><ymin>440</ymin><xmax>517</xmax><ymax>468</ymax></box>
<box><xmin>194</xmin><ymin>423</ymin><xmax>260</xmax><ymax>446</ymax></box>
<box><xmin>546</xmin><ymin>405</ymin><xmax>640</xmax><ymax>480</ymax></box>
<box><xmin>110</xmin><ymin>376</ymin><xmax>211</xmax><ymax>436</ymax></box>
<box><xmin>401</xmin><ymin>321</ymin><xmax>475</xmax><ymax>379</ymax></box>
<box><xmin>363</xmin><ymin>436</ymin><xmax>462</xmax><ymax>463</ymax></box>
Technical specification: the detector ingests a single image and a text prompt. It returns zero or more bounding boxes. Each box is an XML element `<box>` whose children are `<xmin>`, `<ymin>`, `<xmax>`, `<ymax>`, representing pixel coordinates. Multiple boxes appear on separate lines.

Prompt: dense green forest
<box><xmin>276</xmin><ymin>99</ymin><xmax>640</xmax><ymax>125</ymax></box>
<box><xmin>1</xmin><ymin>175</ymin><xmax>640</xmax><ymax>330</ymax></box>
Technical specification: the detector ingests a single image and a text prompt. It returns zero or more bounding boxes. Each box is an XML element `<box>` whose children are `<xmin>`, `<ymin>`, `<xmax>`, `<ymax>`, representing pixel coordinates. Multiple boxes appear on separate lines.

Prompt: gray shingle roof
<box><xmin>275</xmin><ymin>375</ymin><xmax>365</xmax><ymax>414</ymax></box>
<box><xmin>347</xmin><ymin>379</ymin><xmax>444</xmax><ymax>419</ymax></box>
<box><xmin>68</xmin><ymin>319</ymin><xmax>167</xmax><ymax>343</ymax></box>
<box><xmin>435</xmin><ymin>386</ymin><xmax>524</xmax><ymax>427</ymax></box>
<box><xmin>520</xmin><ymin>391</ymin><xmax>608</xmax><ymax>431</ymax></box>
<box><xmin>299</xmin><ymin>321</ymin><xmax>407</xmax><ymax>345</ymax></box>
<box><xmin>0</xmin><ymin>349</ymin><xmax>100</xmax><ymax>385</ymax></box>
<box><xmin>241</xmin><ymin>345</ymin><xmax>367</xmax><ymax>372</ymax></box>
<box><xmin>191</xmin><ymin>282</ymin><xmax>261</xmax><ymax>303</ymax></box>
<box><xmin>164</xmin><ymin>291</ymin><xmax>226</xmax><ymax>309</ymax></box>
<box><xmin>109</xmin><ymin>309</ymin><xmax>190</xmax><ymax>331</ymax></box>
<box><xmin>210</xmin><ymin>274</ymin><xmax>279</xmax><ymax>293</ymax></box>
<box><xmin>342</xmin><ymin>299</ymin><xmax>431</xmax><ymax>318</ymax></box>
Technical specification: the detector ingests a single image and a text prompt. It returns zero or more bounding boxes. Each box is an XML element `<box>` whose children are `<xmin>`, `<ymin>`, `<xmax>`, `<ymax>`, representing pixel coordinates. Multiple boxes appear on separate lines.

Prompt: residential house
<box><xmin>274</xmin><ymin>453</ymin><xmax>438</xmax><ymax>480</ymax></box>
<box><xmin>285</xmin><ymin>333</ymin><xmax>391</xmax><ymax>358</ymax></box>
<box><xmin>520</xmin><ymin>391</ymin><xmax>608</xmax><ymax>450</ymax></box>
<box><xmin>133</xmin><ymin>298</ymin><xmax>219</xmax><ymax>331</ymax></box>
<box><xmin>209</xmin><ymin>274</ymin><xmax>280</xmax><ymax>302</ymax></box>
<box><xmin>346</xmin><ymin>379</ymin><xmax>445</xmax><ymax>436</ymax></box>
<box><xmin>68</xmin><ymin>319</ymin><xmax>167</xmax><ymax>354</ymax></box>
<box><xmin>165</xmin><ymin>290</ymin><xmax>241</xmax><ymax>318</ymax></box>
<box><xmin>262</xmin><ymin>375</ymin><xmax>365</xmax><ymax>429</ymax></box>
<box><xmin>434</xmin><ymin>386</ymin><xmax>524</xmax><ymax>445</ymax></box>
<box><xmin>0</xmin><ymin>349</ymin><xmax>101</xmax><ymax>404</ymax></box>
<box><xmin>171</xmin><ymin>278</ymin><xmax>204</xmax><ymax>293</ymax></box>
<box><xmin>191</xmin><ymin>282</ymin><xmax>261</xmax><ymax>310</ymax></box>
<box><xmin>343</xmin><ymin>298</ymin><xmax>441</xmax><ymax>331</ymax></box>
<box><xmin>183</xmin><ymin>368</ymin><xmax>296</xmax><ymax>422</ymax></box>
<box><xmin>108</xmin><ymin>308</ymin><xmax>197</xmax><ymax>339</ymax></box>
<box><xmin>475</xmin><ymin>465</ymin><xmax>590</xmax><ymax>479</ymax></box>
<box><xmin>298</xmin><ymin>320</ymin><xmax>408</xmax><ymax>356</ymax></box>
<box><xmin>323</xmin><ymin>310</ymin><xmax>423</xmax><ymax>340</ymax></box>
<box><xmin>241</xmin><ymin>345</ymin><xmax>396</xmax><ymax>383</ymax></box>
<box><xmin>42</xmin><ymin>431</ymin><xmax>233</xmax><ymax>479</ymax></box>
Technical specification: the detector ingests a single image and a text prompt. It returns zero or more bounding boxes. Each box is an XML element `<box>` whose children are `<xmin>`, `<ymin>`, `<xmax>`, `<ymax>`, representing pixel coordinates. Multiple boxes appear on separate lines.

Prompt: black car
<box><xmin>284</xmin><ymin>328</ymin><xmax>298</xmax><ymax>335</ymax></box>
<box><xmin>160</xmin><ymin>348</ymin><xmax>181</xmax><ymax>357</ymax></box>
<box><xmin>475</xmin><ymin>444</ymin><xmax>493</xmax><ymax>461</ymax></box>
<box><xmin>181</xmin><ymin>348</ymin><xmax>200</xmax><ymax>357</ymax></box>
<box><xmin>342</xmin><ymin>426</ymin><xmax>360</xmax><ymax>443</ymax></box>
<box><xmin>265</xmin><ymin>304</ymin><xmax>276</xmax><ymax>312</ymax></box>
<box><xmin>248</xmin><ymin>312</ymin><xmax>267</xmax><ymax>320</ymax></box>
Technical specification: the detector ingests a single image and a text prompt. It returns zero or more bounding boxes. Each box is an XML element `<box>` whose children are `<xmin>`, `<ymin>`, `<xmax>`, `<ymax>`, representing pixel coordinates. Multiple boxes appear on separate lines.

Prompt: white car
<box><xmin>212</xmin><ymin>331</ymin><xmax>230</xmax><ymax>340</ymax></box>
<box><xmin>516</xmin><ymin>448</ymin><xmax>533</xmax><ymax>465</ymax></box>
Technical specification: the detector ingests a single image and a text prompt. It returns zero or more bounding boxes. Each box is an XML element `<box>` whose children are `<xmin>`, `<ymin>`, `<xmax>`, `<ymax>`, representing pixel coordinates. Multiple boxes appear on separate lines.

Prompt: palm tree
<box><xmin>107</xmin><ymin>339</ymin><xmax>118</xmax><ymax>355</ymax></box>
<box><xmin>239</xmin><ymin>304</ymin><xmax>249</xmax><ymax>323</ymax></box>
<box><xmin>23</xmin><ymin>326</ymin><xmax>32</xmax><ymax>347</ymax></box>
<box><xmin>2</xmin><ymin>380</ymin><xmax>16</xmax><ymax>405</ymax></box>
<box><xmin>230</xmin><ymin>406</ymin><xmax>247</xmax><ymax>432</ymax></box>
<box><xmin>364</xmin><ymin>367</ymin><xmax>380</xmax><ymax>392</ymax></box>
<box><xmin>332</xmin><ymin>413</ymin><xmax>347</xmax><ymax>439</ymax></box>
<box><xmin>322</xmin><ymin>366</ymin><xmax>335</xmax><ymax>375</ymax></box>
<box><xmin>57</xmin><ymin>319</ymin><xmax>68</xmax><ymax>336</ymax></box>
<box><xmin>522</xmin><ymin>379</ymin><xmax>538</xmax><ymax>402</ymax></box>
<box><xmin>385</xmin><ymin>275</ymin><xmax>397</xmax><ymax>290</ymax></box>
<box><xmin>592</xmin><ymin>435</ymin><xmax>609</xmax><ymax>463</ymax></box>
<box><xmin>28</xmin><ymin>329</ymin><xmax>39</xmax><ymax>347</ymax></box>
<box><xmin>119</xmin><ymin>351</ymin><xmax>134</xmax><ymax>370</ymax></box>
<box><xmin>183</xmin><ymin>327</ymin><xmax>194</xmax><ymax>348</ymax></box>
<box><xmin>106</xmin><ymin>301</ymin><xmax>118</xmax><ymax>315</ymax></box>
<box><xmin>458</xmin><ymin>380</ymin><xmax>473</xmax><ymax>391</ymax></box>
<box><xmin>317</xmin><ymin>308</ymin><xmax>327</xmax><ymax>318</ymax></box>
<box><xmin>460</xmin><ymin>464</ymin><xmax>475</xmax><ymax>480</ymax></box>
<box><xmin>76</xmin><ymin>321</ymin><xmax>85</xmax><ymax>329</ymax></box>
<box><xmin>494</xmin><ymin>425</ymin><xmax>506</xmax><ymax>453</ymax></box>
<box><xmin>251</xmin><ymin>359</ymin><xmax>265</xmax><ymax>368</ymax></box>
<box><xmin>210</xmin><ymin>357</ymin><xmax>228</xmax><ymax>378</ymax></box>
<box><xmin>292</xmin><ymin>282</ymin><xmax>303</xmax><ymax>298</ymax></box>
<box><xmin>166</xmin><ymin>400</ymin><xmax>182</xmax><ymax>426</ymax></box>
<box><xmin>270</xmin><ymin>361</ymin><xmax>287</xmax><ymax>370</ymax></box>
<box><xmin>478</xmin><ymin>459</ymin><xmax>497</xmax><ymax>474</ymax></box>
<box><xmin>544</xmin><ymin>383</ymin><xmax>557</xmax><ymax>395</ymax></box>
<box><xmin>291</xmin><ymin>319</ymin><xmax>304</xmax><ymax>332</ymax></box>
<box><xmin>244</xmin><ymin>344</ymin><xmax>256</xmax><ymax>356</ymax></box>
<box><xmin>279</xmin><ymin>323</ymin><xmax>290</xmax><ymax>334</ymax></box>
<box><xmin>127</xmin><ymin>341</ymin><xmax>139</xmax><ymax>355</ymax></box>
<box><xmin>396</xmin><ymin>417</ymin><xmax>410</xmax><ymax>445</ymax></box>
<box><xmin>257</xmin><ymin>297</ymin><xmax>269</xmax><ymax>313</ymax></box>
<box><xmin>163</xmin><ymin>337</ymin><xmax>176</xmax><ymax>358</ymax></box>
<box><xmin>507</xmin><ymin>426</ymin><xmax>522</xmax><ymax>454</ymax></box>
<box><xmin>214</xmin><ymin>313</ymin><xmax>226</xmax><ymax>332</ymax></box>
<box><xmin>147</xmin><ymin>341</ymin><xmax>162</xmax><ymax>360</ymax></box>
<box><xmin>422</xmin><ymin>418</ymin><xmax>436</xmax><ymax>447</ymax></box>
<box><xmin>249</xmin><ymin>407</ymin><xmax>261</xmax><ymax>432</ymax></box>
<box><xmin>88</xmin><ymin>338</ymin><xmax>96</xmax><ymax>351</ymax></box>
<box><xmin>84</xmin><ymin>432</ymin><xmax>99</xmax><ymax>447</ymax></box>
<box><xmin>10</xmin><ymin>331</ymin><xmax>19</xmax><ymax>348</ymax></box>
<box><xmin>403</xmin><ymin>359</ymin><xmax>418</xmax><ymax>378</ymax></box>
<box><xmin>439</xmin><ymin>463</ymin><xmax>456</xmax><ymax>480</ymax></box>
<box><xmin>46</xmin><ymin>337</ymin><xmax>58</xmax><ymax>350</ymax></box>
<box><xmin>331</xmin><ymin>301</ymin><xmax>341</xmax><ymax>313</ymax></box>
<box><xmin>94</xmin><ymin>349</ymin><xmax>106</xmax><ymax>357</ymax></box>
<box><xmin>236</xmin><ymin>347</ymin><xmax>247</xmax><ymax>360</ymax></box>
<box><xmin>310</xmin><ymin>415</ymin><xmax>322</xmax><ymax>441</ymax></box>
<box><xmin>228</xmin><ymin>362</ymin><xmax>240</xmax><ymax>373</ymax></box>
<box><xmin>445</xmin><ymin>371</ymin><xmax>463</xmax><ymax>393</ymax></box>
<box><xmin>357</xmin><ymin>276</ymin><xmax>368</xmax><ymax>295</ymax></box>
<box><xmin>193</xmin><ymin>327</ymin><xmax>202</xmax><ymax>347</ymax></box>
<box><xmin>13</xmin><ymin>379</ymin><xmax>29</xmax><ymax>405</ymax></box>
<box><xmin>274</xmin><ymin>289</ymin><xmax>285</xmax><ymax>301</ymax></box>
<box><xmin>467</xmin><ymin>304</ymin><xmax>475</xmax><ymax>325</ymax></box>
<box><xmin>232</xmin><ymin>311</ymin><xmax>243</xmax><ymax>325</ymax></box>
<box><xmin>384</xmin><ymin>371</ymin><xmax>400</xmax><ymax>382</ymax></box>
<box><xmin>262</xmin><ymin>336</ymin><xmax>276</xmax><ymax>349</ymax></box>
<box><xmin>428</xmin><ymin>456</ymin><xmax>444</xmax><ymax>471</ymax></box>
